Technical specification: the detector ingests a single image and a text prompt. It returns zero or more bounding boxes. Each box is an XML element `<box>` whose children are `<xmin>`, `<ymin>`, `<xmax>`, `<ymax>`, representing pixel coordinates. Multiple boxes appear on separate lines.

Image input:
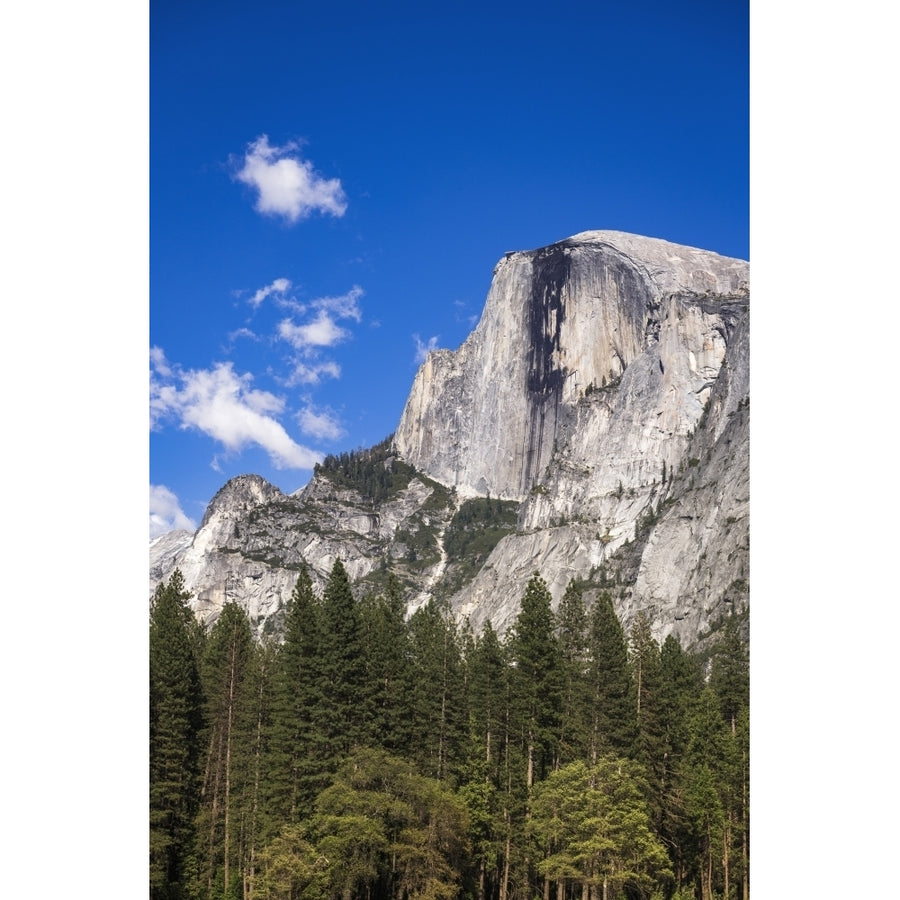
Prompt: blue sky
<box><xmin>149</xmin><ymin>0</ymin><xmax>749</xmax><ymax>537</ymax></box>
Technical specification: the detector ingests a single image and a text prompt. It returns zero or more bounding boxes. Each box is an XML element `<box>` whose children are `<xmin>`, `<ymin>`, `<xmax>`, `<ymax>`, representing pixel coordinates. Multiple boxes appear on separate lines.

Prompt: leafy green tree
<box><xmin>529</xmin><ymin>757</ymin><xmax>672</xmax><ymax>900</ymax></box>
<box><xmin>312</xmin><ymin>748</ymin><xmax>470</xmax><ymax>900</ymax></box>
<box><xmin>253</xmin><ymin>823</ymin><xmax>327</xmax><ymax>900</ymax></box>
<box><xmin>150</xmin><ymin>570</ymin><xmax>204</xmax><ymax>900</ymax></box>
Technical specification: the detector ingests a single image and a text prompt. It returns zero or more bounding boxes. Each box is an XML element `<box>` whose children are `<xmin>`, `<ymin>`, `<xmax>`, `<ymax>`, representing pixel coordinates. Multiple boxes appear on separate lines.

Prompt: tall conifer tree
<box><xmin>265</xmin><ymin>566</ymin><xmax>324</xmax><ymax>825</ymax></box>
<box><xmin>316</xmin><ymin>559</ymin><xmax>367</xmax><ymax>760</ymax></box>
<box><xmin>406</xmin><ymin>598</ymin><xmax>467</xmax><ymax>781</ymax></box>
<box><xmin>150</xmin><ymin>570</ymin><xmax>204</xmax><ymax>900</ymax></box>
<box><xmin>194</xmin><ymin>601</ymin><xmax>256</xmax><ymax>899</ymax></box>
<box><xmin>585</xmin><ymin>591</ymin><xmax>635</xmax><ymax>761</ymax></box>
<box><xmin>555</xmin><ymin>580</ymin><xmax>590</xmax><ymax>767</ymax></box>
<box><xmin>358</xmin><ymin>574</ymin><xmax>410</xmax><ymax>753</ymax></box>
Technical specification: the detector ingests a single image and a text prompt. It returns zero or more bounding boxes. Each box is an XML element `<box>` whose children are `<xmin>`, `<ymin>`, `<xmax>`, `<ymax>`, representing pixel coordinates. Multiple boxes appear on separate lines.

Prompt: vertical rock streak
<box><xmin>523</xmin><ymin>246</ymin><xmax>570</xmax><ymax>493</ymax></box>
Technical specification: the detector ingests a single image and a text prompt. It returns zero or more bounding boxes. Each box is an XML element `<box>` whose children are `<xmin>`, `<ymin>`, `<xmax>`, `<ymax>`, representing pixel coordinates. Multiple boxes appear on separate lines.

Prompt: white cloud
<box><xmin>278</xmin><ymin>311</ymin><xmax>349</xmax><ymax>350</ymax></box>
<box><xmin>298</xmin><ymin>405</ymin><xmax>346</xmax><ymax>442</ymax></box>
<box><xmin>285</xmin><ymin>360</ymin><xmax>341</xmax><ymax>386</ymax></box>
<box><xmin>234</xmin><ymin>135</ymin><xmax>347</xmax><ymax>223</ymax></box>
<box><xmin>413</xmin><ymin>333</ymin><xmax>440</xmax><ymax>364</ymax></box>
<box><xmin>276</xmin><ymin>286</ymin><xmax>364</xmax><ymax>369</ymax></box>
<box><xmin>150</xmin><ymin>484</ymin><xmax>197</xmax><ymax>538</ymax></box>
<box><xmin>249</xmin><ymin>277</ymin><xmax>292</xmax><ymax>310</ymax></box>
<box><xmin>150</xmin><ymin>352</ymin><xmax>322</xmax><ymax>470</ymax></box>
<box><xmin>150</xmin><ymin>345</ymin><xmax>171</xmax><ymax>377</ymax></box>
<box><xmin>313</xmin><ymin>285</ymin><xmax>363</xmax><ymax>322</ymax></box>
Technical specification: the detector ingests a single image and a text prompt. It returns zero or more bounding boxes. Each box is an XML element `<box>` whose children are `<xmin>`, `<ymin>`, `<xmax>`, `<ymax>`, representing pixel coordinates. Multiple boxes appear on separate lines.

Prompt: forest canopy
<box><xmin>150</xmin><ymin>565</ymin><xmax>748</xmax><ymax>900</ymax></box>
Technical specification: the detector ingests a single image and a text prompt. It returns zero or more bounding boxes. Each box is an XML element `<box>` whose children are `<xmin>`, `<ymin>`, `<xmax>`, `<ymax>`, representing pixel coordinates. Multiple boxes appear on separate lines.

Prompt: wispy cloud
<box><xmin>150</xmin><ymin>348</ymin><xmax>322</xmax><ymax>470</ymax></box>
<box><xmin>150</xmin><ymin>484</ymin><xmax>197</xmax><ymax>538</ymax></box>
<box><xmin>413</xmin><ymin>333</ymin><xmax>440</xmax><ymax>364</ymax></box>
<box><xmin>277</xmin><ymin>286</ymin><xmax>364</xmax><ymax>352</ymax></box>
<box><xmin>249</xmin><ymin>277</ymin><xmax>292</xmax><ymax>310</ymax></box>
<box><xmin>285</xmin><ymin>360</ymin><xmax>342</xmax><ymax>387</ymax></box>
<box><xmin>227</xmin><ymin>326</ymin><xmax>258</xmax><ymax>343</ymax></box>
<box><xmin>278</xmin><ymin>311</ymin><xmax>349</xmax><ymax>350</ymax></box>
<box><xmin>313</xmin><ymin>285</ymin><xmax>363</xmax><ymax>322</ymax></box>
<box><xmin>298</xmin><ymin>404</ymin><xmax>346</xmax><ymax>442</ymax></box>
<box><xmin>234</xmin><ymin>135</ymin><xmax>347</xmax><ymax>223</ymax></box>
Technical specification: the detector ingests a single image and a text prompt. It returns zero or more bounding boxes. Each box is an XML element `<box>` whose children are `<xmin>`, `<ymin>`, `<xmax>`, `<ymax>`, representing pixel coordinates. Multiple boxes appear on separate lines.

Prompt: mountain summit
<box><xmin>150</xmin><ymin>231</ymin><xmax>749</xmax><ymax>646</ymax></box>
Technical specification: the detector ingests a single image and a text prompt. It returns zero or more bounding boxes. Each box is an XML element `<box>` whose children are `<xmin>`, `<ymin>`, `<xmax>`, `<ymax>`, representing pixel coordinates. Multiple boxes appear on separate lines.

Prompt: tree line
<box><xmin>150</xmin><ymin>562</ymin><xmax>748</xmax><ymax>900</ymax></box>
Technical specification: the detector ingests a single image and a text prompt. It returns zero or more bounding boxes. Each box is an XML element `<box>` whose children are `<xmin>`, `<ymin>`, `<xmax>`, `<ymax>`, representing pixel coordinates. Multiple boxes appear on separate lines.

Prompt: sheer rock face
<box><xmin>151</xmin><ymin>230</ymin><xmax>749</xmax><ymax>646</ymax></box>
<box><xmin>394</xmin><ymin>231</ymin><xmax>748</xmax><ymax>504</ymax></box>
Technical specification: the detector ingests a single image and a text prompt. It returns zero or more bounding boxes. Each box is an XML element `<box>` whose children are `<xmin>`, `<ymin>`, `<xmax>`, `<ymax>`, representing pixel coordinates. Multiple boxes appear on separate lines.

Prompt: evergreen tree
<box><xmin>150</xmin><ymin>570</ymin><xmax>204</xmax><ymax>900</ymax></box>
<box><xmin>585</xmin><ymin>592</ymin><xmax>635</xmax><ymax>762</ymax></box>
<box><xmin>358</xmin><ymin>574</ymin><xmax>411</xmax><ymax>753</ymax></box>
<box><xmin>683</xmin><ymin>687</ymin><xmax>731</xmax><ymax>900</ymax></box>
<box><xmin>509</xmin><ymin>573</ymin><xmax>564</xmax><ymax>900</ymax></box>
<box><xmin>463</xmin><ymin>620</ymin><xmax>508</xmax><ymax>900</ymax></box>
<box><xmin>555</xmin><ymin>580</ymin><xmax>590</xmax><ymax>767</ymax></box>
<box><xmin>509</xmin><ymin>573</ymin><xmax>563</xmax><ymax>790</ymax></box>
<box><xmin>709</xmin><ymin>611</ymin><xmax>749</xmax><ymax>734</ymax></box>
<box><xmin>194</xmin><ymin>601</ymin><xmax>256</xmax><ymax>899</ymax></box>
<box><xmin>629</xmin><ymin>611</ymin><xmax>668</xmax><ymax>833</ymax></box>
<box><xmin>467</xmin><ymin>620</ymin><xmax>505</xmax><ymax>768</ymax></box>
<box><xmin>264</xmin><ymin>566</ymin><xmax>326</xmax><ymax>825</ymax></box>
<box><xmin>406</xmin><ymin>598</ymin><xmax>467</xmax><ymax>781</ymax></box>
<box><xmin>657</xmin><ymin>634</ymin><xmax>704</xmax><ymax>892</ymax></box>
<box><xmin>316</xmin><ymin>559</ymin><xmax>367</xmax><ymax>761</ymax></box>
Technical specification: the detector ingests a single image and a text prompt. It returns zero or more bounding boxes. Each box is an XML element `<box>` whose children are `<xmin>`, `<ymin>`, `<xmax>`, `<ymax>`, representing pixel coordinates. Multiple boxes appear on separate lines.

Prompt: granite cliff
<box><xmin>150</xmin><ymin>230</ymin><xmax>749</xmax><ymax>647</ymax></box>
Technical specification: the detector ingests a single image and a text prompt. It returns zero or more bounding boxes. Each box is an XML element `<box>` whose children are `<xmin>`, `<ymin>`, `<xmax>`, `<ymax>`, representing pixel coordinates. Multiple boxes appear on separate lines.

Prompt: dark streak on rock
<box><xmin>527</xmin><ymin>244</ymin><xmax>570</xmax><ymax>397</ymax></box>
<box><xmin>520</xmin><ymin>245</ymin><xmax>572</xmax><ymax>491</ymax></box>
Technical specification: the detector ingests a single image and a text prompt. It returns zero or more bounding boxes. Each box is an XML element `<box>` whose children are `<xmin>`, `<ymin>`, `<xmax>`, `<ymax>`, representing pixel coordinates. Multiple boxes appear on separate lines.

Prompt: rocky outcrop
<box><xmin>151</xmin><ymin>230</ymin><xmax>749</xmax><ymax>647</ymax></box>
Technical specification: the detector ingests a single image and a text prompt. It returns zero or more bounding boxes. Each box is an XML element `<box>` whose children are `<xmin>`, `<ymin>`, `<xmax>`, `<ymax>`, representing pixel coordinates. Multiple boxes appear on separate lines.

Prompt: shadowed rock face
<box><xmin>151</xmin><ymin>230</ymin><xmax>749</xmax><ymax>648</ymax></box>
<box><xmin>393</xmin><ymin>231</ymin><xmax>747</xmax><ymax>506</ymax></box>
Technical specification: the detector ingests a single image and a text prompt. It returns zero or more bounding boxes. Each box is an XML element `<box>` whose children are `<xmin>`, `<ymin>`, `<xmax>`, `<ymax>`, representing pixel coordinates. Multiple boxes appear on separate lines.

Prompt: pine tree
<box><xmin>585</xmin><ymin>591</ymin><xmax>635</xmax><ymax>762</ymax></box>
<box><xmin>509</xmin><ymin>573</ymin><xmax>563</xmax><ymax>790</ymax></box>
<box><xmin>464</xmin><ymin>620</ymin><xmax>508</xmax><ymax>900</ymax></box>
<box><xmin>657</xmin><ymin>634</ymin><xmax>704</xmax><ymax>891</ymax></box>
<box><xmin>555</xmin><ymin>580</ymin><xmax>590</xmax><ymax>767</ymax></box>
<box><xmin>194</xmin><ymin>601</ymin><xmax>256</xmax><ymax>899</ymax></box>
<box><xmin>406</xmin><ymin>598</ymin><xmax>467</xmax><ymax>781</ymax></box>
<box><xmin>709</xmin><ymin>611</ymin><xmax>749</xmax><ymax>735</ymax></box>
<box><xmin>509</xmin><ymin>573</ymin><xmax>564</xmax><ymax>900</ymax></box>
<box><xmin>264</xmin><ymin>566</ymin><xmax>325</xmax><ymax>825</ymax></box>
<box><xmin>683</xmin><ymin>687</ymin><xmax>731</xmax><ymax>900</ymax></box>
<box><xmin>150</xmin><ymin>570</ymin><xmax>204</xmax><ymax>900</ymax></box>
<box><xmin>316</xmin><ymin>559</ymin><xmax>367</xmax><ymax>761</ymax></box>
<box><xmin>467</xmin><ymin>620</ymin><xmax>505</xmax><ymax>769</ymax></box>
<box><xmin>358</xmin><ymin>574</ymin><xmax>410</xmax><ymax>753</ymax></box>
<box><xmin>629</xmin><ymin>611</ymin><xmax>668</xmax><ymax>833</ymax></box>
